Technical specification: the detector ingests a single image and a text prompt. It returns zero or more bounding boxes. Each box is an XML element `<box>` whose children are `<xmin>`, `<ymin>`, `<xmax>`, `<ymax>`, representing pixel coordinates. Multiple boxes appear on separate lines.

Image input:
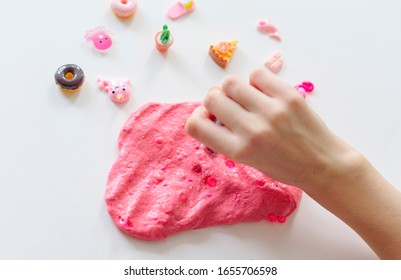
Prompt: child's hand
<box><xmin>185</xmin><ymin>68</ymin><xmax>358</xmax><ymax>192</ymax></box>
<box><xmin>186</xmin><ymin>68</ymin><xmax>401</xmax><ymax>259</ymax></box>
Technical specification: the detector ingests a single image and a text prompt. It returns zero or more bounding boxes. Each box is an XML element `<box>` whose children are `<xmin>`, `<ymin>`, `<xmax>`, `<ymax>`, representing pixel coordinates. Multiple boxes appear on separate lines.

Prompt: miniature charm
<box><xmin>265</xmin><ymin>51</ymin><xmax>283</xmax><ymax>73</ymax></box>
<box><xmin>209</xmin><ymin>40</ymin><xmax>238</xmax><ymax>69</ymax></box>
<box><xmin>167</xmin><ymin>1</ymin><xmax>196</xmax><ymax>20</ymax></box>
<box><xmin>55</xmin><ymin>64</ymin><xmax>85</xmax><ymax>93</ymax></box>
<box><xmin>84</xmin><ymin>27</ymin><xmax>113</xmax><ymax>52</ymax></box>
<box><xmin>111</xmin><ymin>0</ymin><xmax>138</xmax><ymax>18</ymax></box>
<box><xmin>155</xmin><ymin>25</ymin><xmax>174</xmax><ymax>52</ymax></box>
<box><xmin>97</xmin><ymin>77</ymin><xmax>132</xmax><ymax>103</ymax></box>
<box><xmin>257</xmin><ymin>19</ymin><xmax>281</xmax><ymax>41</ymax></box>
<box><xmin>295</xmin><ymin>81</ymin><xmax>314</xmax><ymax>99</ymax></box>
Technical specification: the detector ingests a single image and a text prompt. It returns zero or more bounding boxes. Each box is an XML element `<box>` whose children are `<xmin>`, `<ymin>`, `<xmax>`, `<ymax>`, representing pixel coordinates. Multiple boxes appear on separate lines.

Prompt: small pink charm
<box><xmin>300</xmin><ymin>81</ymin><xmax>314</xmax><ymax>93</ymax></box>
<box><xmin>269</xmin><ymin>32</ymin><xmax>281</xmax><ymax>41</ymax></box>
<box><xmin>257</xmin><ymin>19</ymin><xmax>281</xmax><ymax>41</ymax></box>
<box><xmin>97</xmin><ymin>77</ymin><xmax>132</xmax><ymax>103</ymax></box>
<box><xmin>265</xmin><ymin>51</ymin><xmax>283</xmax><ymax>73</ymax></box>
<box><xmin>257</xmin><ymin>19</ymin><xmax>277</xmax><ymax>33</ymax></box>
<box><xmin>85</xmin><ymin>27</ymin><xmax>113</xmax><ymax>52</ymax></box>
<box><xmin>167</xmin><ymin>1</ymin><xmax>196</xmax><ymax>20</ymax></box>
<box><xmin>295</xmin><ymin>81</ymin><xmax>314</xmax><ymax>99</ymax></box>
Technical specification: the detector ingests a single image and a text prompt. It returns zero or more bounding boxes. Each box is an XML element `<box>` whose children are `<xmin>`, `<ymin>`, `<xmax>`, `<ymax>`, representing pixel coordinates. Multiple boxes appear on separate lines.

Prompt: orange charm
<box><xmin>217</xmin><ymin>42</ymin><xmax>231</xmax><ymax>54</ymax></box>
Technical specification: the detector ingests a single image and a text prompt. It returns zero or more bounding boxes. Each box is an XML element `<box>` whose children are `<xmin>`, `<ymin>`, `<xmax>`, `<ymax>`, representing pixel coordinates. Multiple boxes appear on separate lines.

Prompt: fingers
<box><xmin>249</xmin><ymin>68</ymin><xmax>298</xmax><ymax>99</ymax></box>
<box><xmin>203</xmin><ymin>88</ymin><xmax>249</xmax><ymax>132</ymax></box>
<box><xmin>185</xmin><ymin>106</ymin><xmax>238</xmax><ymax>155</ymax></box>
<box><xmin>221</xmin><ymin>75</ymin><xmax>270</xmax><ymax>111</ymax></box>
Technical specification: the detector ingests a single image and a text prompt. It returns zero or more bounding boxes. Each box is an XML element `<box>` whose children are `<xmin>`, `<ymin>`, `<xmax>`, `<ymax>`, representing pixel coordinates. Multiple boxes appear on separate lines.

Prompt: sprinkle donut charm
<box><xmin>111</xmin><ymin>0</ymin><xmax>138</xmax><ymax>18</ymax></box>
<box><xmin>54</xmin><ymin>64</ymin><xmax>85</xmax><ymax>92</ymax></box>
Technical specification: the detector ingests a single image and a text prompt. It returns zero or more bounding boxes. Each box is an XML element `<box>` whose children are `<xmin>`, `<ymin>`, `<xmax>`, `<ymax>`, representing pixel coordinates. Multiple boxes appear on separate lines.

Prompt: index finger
<box><xmin>249</xmin><ymin>68</ymin><xmax>298</xmax><ymax>100</ymax></box>
<box><xmin>185</xmin><ymin>106</ymin><xmax>239</xmax><ymax>156</ymax></box>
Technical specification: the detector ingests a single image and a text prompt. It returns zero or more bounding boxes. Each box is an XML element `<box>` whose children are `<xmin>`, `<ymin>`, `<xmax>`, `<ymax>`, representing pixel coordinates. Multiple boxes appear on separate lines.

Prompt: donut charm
<box><xmin>54</xmin><ymin>64</ymin><xmax>85</xmax><ymax>92</ymax></box>
<box><xmin>111</xmin><ymin>0</ymin><xmax>138</xmax><ymax>18</ymax></box>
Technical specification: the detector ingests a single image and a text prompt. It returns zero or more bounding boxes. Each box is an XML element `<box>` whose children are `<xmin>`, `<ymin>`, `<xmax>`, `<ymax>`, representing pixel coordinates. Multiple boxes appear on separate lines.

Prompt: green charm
<box><xmin>160</xmin><ymin>24</ymin><xmax>170</xmax><ymax>45</ymax></box>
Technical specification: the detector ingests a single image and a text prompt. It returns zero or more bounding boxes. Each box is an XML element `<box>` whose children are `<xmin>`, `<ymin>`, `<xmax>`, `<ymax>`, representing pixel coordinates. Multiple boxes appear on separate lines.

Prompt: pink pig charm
<box><xmin>97</xmin><ymin>77</ymin><xmax>132</xmax><ymax>104</ymax></box>
<box><xmin>85</xmin><ymin>27</ymin><xmax>113</xmax><ymax>52</ymax></box>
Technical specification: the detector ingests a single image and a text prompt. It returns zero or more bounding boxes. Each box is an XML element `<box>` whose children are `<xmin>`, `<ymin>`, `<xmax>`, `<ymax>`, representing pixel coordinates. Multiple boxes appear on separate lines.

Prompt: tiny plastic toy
<box><xmin>209</xmin><ymin>40</ymin><xmax>238</xmax><ymax>69</ymax></box>
<box><xmin>265</xmin><ymin>51</ymin><xmax>283</xmax><ymax>73</ymax></box>
<box><xmin>295</xmin><ymin>81</ymin><xmax>314</xmax><ymax>99</ymax></box>
<box><xmin>97</xmin><ymin>77</ymin><xmax>132</xmax><ymax>104</ymax></box>
<box><xmin>257</xmin><ymin>19</ymin><xmax>281</xmax><ymax>41</ymax></box>
<box><xmin>111</xmin><ymin>0</ymin><xmax>138</xmax><ymax>18</ymax></box>
<box><xmin>167</xmin><ymin>1</ymin><xmax>196</xmax><ymax>20</ymax></box>
<box><xmin>55</xmin><ymin>64</ymin><xmax>85</xmax><ymax>92</ymax></box>
<box><xmin>84</xmin><ymin>27</ymin><xmax>113</xmax><ymax>52</ymax></box>
<box><xmin>155</xmin><ymin>25</ymin><xmax>174</xmax><ymax>52</ymax></box>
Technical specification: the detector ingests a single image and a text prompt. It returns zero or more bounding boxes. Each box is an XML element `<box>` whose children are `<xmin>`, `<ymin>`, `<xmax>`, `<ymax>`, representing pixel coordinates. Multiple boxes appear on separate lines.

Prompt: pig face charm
<box><xmin>97</xmin><ymin>78</ymin><xmax>131</xmax><ymax>104</ymax></box>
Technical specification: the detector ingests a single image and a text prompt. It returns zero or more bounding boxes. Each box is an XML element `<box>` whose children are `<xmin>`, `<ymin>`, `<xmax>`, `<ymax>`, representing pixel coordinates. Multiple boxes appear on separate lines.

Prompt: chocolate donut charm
<box><xmin>55</xmin><ymin>64</ymin><xmax>85</xmax><ymax>92</ymax></box>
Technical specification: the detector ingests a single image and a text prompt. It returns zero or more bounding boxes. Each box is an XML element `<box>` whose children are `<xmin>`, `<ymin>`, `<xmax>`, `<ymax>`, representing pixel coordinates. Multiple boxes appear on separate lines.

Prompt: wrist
<box><xmin>301</xmin><ymin>137</ymin><xmax>367</xmax><ymax>197</ymax></box>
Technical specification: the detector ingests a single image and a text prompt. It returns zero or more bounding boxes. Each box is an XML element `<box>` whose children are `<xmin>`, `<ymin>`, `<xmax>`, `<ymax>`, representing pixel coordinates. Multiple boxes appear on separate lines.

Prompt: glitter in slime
<box><xmin>84</xmin><ymin>27</ymin><xmax>112</xmax><ymax>52</ymax></box>
<box><xmin>105</xmin><ymin>102</ymin><xmax>302</xmax><ymax>240</ymax></box>
<box><xmin>97</xmin><ymin>77</ymin><xmax>131</xmax><ymax>103</ymax></box>
<box><xmin>167</xmin><ymin>1</ymin><xmax>196</xmax><ymax>20</ymax></box>
<box><xmin>110</xmin><ymin>0</ymin><xmax>138</xmax><ymax>18</ymax></box>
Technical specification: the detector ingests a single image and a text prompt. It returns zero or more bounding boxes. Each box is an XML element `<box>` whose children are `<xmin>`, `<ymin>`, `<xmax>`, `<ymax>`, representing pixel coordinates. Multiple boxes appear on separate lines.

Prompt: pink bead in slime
<box><xmin>277</xmin><ymin>216</ymin><xmax>287</xmax><ymax>223</ymax></box>
<box><xmin>225</xmin><ymin>159</ymin><xmax>235</xmax><ymax>168</ymax></box>
<box><xmin>267</xmin><ymin>214</ymin><xmax>277</xmax><ymax>222</ymax></box>
<box><xmin>205</xmin><ymin>176</ymin><xmax>217</xmax><ymax>187</ymax></box>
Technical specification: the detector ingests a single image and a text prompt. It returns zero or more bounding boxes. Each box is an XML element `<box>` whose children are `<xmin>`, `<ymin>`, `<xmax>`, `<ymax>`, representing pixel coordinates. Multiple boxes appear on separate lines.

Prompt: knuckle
<box><xmin>184</xmin><ymin>107</ymin><xmax>204</xmax><ymax>137</ymax></box>
<box><xmin>249</xmin><ymin>68</ymin><xmax>266</xmax><ymax>83</ymax></box>
<box><xmin>203</xmin><ymin>90</ymin><xmax>218</xmax><ymax>110</ymax></box>
<box><xmin>285</xmin><ymin>93</ymin><xmax>304</xmax><ymax>109</ymax></box>
<box><xmin>245</xmin><ymin>121</ymin><xmax>273</xmax><ymax>147</ymax></box>
<box><xmin>222</xmin><ymin>75</ymin><xmax>240</xmax><ymax>92</ymax></box>
<box><xmin>269</xmin><ymin>106</ymin><xmax>289</xmax><ymax>128</ymax></box>
<box><xmin>184</xmin><ymin>116</ymin><xmax>198</xmax><ymax>137</ymax></box>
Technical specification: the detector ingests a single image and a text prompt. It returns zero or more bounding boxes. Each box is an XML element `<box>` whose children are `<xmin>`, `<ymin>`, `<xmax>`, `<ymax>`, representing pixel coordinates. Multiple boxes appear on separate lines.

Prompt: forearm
<box><xmin>304</xmin><ymin>152</ymin><xmax>401</xmax><ymax>259</ymax></box>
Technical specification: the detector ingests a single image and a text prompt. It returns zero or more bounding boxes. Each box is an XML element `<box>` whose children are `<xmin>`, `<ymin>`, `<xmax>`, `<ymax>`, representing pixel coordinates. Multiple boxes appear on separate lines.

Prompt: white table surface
<box><xmin>1</xmin><ymin>0</ymin><xmax>401</xmax><ymax>259</ymax></box>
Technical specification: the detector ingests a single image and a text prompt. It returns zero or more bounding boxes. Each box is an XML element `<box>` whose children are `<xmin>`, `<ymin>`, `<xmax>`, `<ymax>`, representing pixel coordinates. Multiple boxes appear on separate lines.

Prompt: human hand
<box><xmin>185</xmin><ymin>69</ymin><xmax>358</xmax><ymax>192</ymax></box>
<box><xmin>186</xmin><ymin>68</ymin><xmax>401</xmax><ymax>259</ymax></box>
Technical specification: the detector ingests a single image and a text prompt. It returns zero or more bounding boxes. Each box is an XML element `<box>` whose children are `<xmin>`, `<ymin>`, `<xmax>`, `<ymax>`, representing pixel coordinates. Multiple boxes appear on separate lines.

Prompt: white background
<box><xmin>1</xmin><ymin>0</ymin><xmax>400</xmax><ymax>259</ymax></box>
